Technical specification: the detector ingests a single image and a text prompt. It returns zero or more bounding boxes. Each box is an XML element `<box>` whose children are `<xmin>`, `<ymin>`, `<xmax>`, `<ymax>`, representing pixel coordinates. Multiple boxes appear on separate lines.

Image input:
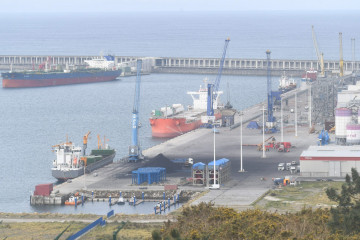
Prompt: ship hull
<box><xmin>150</xmin><ymin>112</ymin><xmax>221</xmax><ymax>138</ymax></box>
<box><xmin>2</xmin><ymin>70</ymin><xmax>121</xmax><ymax>88</ymax></box>
<box><xmin>51</xmin><ymin>153</ymin><xmax>115</xmax><ymax>181</ymax></box>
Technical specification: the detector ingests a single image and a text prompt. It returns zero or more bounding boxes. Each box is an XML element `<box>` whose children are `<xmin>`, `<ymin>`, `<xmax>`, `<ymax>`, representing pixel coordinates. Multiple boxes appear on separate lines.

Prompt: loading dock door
<box><xmin>329</xmin><ymin>161</ymin><xmax>341</xmax><ymax>177</ymax></box>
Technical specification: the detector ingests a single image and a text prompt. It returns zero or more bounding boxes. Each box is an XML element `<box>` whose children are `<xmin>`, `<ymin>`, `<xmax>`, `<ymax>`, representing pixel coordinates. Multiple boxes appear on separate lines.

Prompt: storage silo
<box><xmin>346</xmin><ymin>124</ymin><xmax>360</xmax><ymax>145</ymax></box>
<box><xmin>335</xmin><ymin>108</ymin><xmax>352</xmax><ymax>143</ymax></box>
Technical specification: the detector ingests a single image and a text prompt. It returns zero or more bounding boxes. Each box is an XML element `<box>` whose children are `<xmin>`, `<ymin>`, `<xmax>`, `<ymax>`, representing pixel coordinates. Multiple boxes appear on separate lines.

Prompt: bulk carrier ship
<box><xmin>1</xmin><ymin>55</ymin><xmax>121</xmax><ymax>88</ymax></box>
<box><xmin>150</xmin><ymin>78</ymin><xmax>222</xmax><ymax>138</ymax></box>
<box><xmin>51</xmin><ymin>133</ymin><xmax>115</xmax><ymax>181</ymax></box>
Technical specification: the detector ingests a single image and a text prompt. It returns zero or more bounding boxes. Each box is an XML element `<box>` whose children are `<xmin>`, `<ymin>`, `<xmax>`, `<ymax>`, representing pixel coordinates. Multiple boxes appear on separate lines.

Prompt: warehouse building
<box><xmin>300</xmin><ymin>145</ymin><xmax>360</xmax><ymax>177</ymax></box>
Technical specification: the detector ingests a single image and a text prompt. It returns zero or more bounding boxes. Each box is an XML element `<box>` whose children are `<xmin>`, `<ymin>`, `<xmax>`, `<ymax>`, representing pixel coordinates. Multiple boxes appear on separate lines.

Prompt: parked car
<box><xmin>278</xmin><ymin>163</ymin><xmax>285</xmax><ymax>171</ymax></box>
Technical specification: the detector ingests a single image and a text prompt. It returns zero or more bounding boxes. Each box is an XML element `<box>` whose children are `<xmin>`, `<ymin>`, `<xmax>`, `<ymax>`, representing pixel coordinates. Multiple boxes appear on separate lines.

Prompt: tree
<box><xmin>326</xmin><ymin>168</ymin><xmax>360</xmax><ymax>234</ymax></box>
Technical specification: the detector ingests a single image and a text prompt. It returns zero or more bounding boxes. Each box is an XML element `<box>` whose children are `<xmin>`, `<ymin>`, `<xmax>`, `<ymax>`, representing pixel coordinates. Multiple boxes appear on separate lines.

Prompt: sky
<box><xmin>1</xmin><ymin>0</ymin><xmax>360</xmax><ymax>13</ymax></box>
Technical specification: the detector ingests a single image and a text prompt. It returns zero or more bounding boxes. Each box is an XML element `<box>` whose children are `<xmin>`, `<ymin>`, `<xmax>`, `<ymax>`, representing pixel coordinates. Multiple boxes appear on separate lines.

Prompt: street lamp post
<box><xmin>239</xmin><ymin>112</ymin><xmax>245</xmax><ymax>172</ymax></box>
<box><xmin>261</xmin><ymin>106</ymin><xmax>266</xmax><ymax>158</ymax></box>
<box><xmin>295</xmin><ymin>91</ymin><xmax>298</xmax><ymax>137</ymax></box>
<box><xmin>281</xmin><ymin>97</ymin><xmax>284</xmax><ymax>142</ymax></box>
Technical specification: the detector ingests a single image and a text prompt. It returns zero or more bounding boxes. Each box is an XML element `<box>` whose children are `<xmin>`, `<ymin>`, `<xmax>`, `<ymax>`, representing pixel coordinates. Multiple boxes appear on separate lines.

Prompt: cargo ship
<box><xmin>51</xmin><ymin>135</ymin><xmax>115</xmax><ymax>181</ymax></box>
<box><xmin>301</xmin><ymin>69</ymin><xmax>317</xmax><ymax>82</ymax></box>
<box><xmin>150</xmin><ymin>78</ymin><xmax>222</xmax><ymax>138</ymax></box>
<box><xmin>1</xmin><ymin>55</ymin><xmax>121</xmax><ymax>88</ymax></box>
<box><xmin>278</xmin><ymin>72</ymin><xmax>296</xmax><ymax>93</ymax></box>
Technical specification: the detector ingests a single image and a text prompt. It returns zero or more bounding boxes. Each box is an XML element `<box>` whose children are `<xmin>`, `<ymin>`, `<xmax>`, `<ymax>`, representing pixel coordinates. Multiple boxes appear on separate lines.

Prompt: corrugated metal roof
<box><xmin>301</xmin><ymin>150</ymin><xmax>360</xmax><ymax>157</ymax></box>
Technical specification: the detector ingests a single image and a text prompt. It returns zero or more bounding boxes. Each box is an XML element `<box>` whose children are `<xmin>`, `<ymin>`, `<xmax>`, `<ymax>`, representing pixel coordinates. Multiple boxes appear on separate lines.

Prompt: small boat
<box><xmin>117</xmin><ymin>197</ymin><xmax>125</xmax><ymax>205</ymax></box>
<box><xmin>65</xmin><ymin>196</ymin><xmax>81</xmax><ymax>205</ymax></box>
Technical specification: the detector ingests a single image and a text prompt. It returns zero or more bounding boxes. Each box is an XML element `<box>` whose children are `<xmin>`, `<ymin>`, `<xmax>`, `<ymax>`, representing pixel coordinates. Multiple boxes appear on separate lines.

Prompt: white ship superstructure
<box><xmin>84</xmin><ymin>55</ymin><xmax>115</xmax><ymax>70</ymax></box>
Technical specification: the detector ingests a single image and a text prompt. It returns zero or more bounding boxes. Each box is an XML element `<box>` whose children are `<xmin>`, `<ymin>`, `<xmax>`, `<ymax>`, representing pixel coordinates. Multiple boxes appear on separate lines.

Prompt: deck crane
<box><xmin>339</xmin><ymin>32</ymin><xmax>344</xmax><ymax>77</ymax></box>
<box><xmin>129</xmin><ymin>59</ymin><xmax>143</xmax><ymax>162</ymax></box>
<box><xmin>83</xmin><ymin>131</ymin><xmax>91</xmax><ymax>155</ymax></box>
<box><xmin>205</xmin><ymin>38</ymin><xmax>230</xmax><ymax>125</ymax></box>
<box><xmin>265</xmin><ymin>50</ymin><xmax>276</xmax><ymax>131</ymax></box>
<box><xmin>312</xmin><ymin>26</ymin><xmax>325</xmax><ymax>77</ymax></box>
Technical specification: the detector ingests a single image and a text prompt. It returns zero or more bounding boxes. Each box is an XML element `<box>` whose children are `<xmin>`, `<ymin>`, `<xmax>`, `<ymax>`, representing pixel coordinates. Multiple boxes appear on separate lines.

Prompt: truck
<box><xmin>171</xmin><ymin>158</ymin><xmax>194</xmax><ymax>167</ymax></box>
<box><xmin>276</xmin><ymin>142</ymin><xmax>292</xmax><ymax>152</ymax></box>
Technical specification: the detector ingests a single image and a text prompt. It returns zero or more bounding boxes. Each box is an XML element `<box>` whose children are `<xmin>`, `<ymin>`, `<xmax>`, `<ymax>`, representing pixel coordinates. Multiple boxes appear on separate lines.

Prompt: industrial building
<box><xmin>300</xmin><ymin>145</ymin><xmax>360</xmax><ymax>177</ymax></box>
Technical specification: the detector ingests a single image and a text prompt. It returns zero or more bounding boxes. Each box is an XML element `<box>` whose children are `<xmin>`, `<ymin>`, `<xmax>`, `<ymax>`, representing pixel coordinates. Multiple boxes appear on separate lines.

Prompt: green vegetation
<box><xmin>155</xmin><ymin>202</ymin><xmax>360</xmax><ymax>239</ymax></box>
<box><xmin>326</xmin><ymin>168</ymin><xmax>360</xmax><ymax>235</ymax></box>
<box><xmin>255</xmin><ymin>181</ymin><xmax>343</xmax><ymax>212</ymax></box>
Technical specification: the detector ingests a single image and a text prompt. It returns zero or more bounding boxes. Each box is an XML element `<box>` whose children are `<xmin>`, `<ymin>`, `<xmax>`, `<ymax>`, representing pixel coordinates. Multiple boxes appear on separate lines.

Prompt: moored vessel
<box><xmin>150</xmin><ymin>78</ymin><xmax>222</xmax><ymax>138</ymax></box>
<box><xmin>51</xmin><ymin>134</ymin><xmax>116</xmax><ymax>181</ymax></box>
<box><xmin>301</xmin><ymin>69</ymin><xmax>317</xmax><ymax>82</ymax></box>
<box><xmin>278</xmin><ymin>72</ymin><xmax>296</xmax><ymax>93</ymax></box>
<box><xmin>1</xmin><ymin>55</ymin><xmax>121</xmax><ymax>88</ymax></box>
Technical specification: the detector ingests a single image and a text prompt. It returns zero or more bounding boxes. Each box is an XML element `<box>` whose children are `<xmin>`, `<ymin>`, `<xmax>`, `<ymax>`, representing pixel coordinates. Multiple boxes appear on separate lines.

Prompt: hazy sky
<box><xmin>1</xmin><ymin>0</ymin><xmax>360</xmax><ymax>12</ymax></box>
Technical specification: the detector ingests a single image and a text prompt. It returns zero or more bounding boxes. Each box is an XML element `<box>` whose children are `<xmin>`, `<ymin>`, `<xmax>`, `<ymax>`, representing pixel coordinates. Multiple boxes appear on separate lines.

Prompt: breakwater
<box><xmin>0</xmin><ymin>55</ymin><xmax>359</xmax><ymax>76</ymax></box>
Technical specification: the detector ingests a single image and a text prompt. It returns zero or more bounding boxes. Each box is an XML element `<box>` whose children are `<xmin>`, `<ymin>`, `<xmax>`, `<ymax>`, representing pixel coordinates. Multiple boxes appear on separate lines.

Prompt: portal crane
<box><xmin>312</xmin><ymin>26</ymin><xmax>325</xmax><ymax>77</ymax></box>
<box><xmin>129</xmin><ymin>59</ymin><xmax>143</xmax><ymax>162</ymax></box>
<box><xmin>83</xmin><ymin>131</ymin><xmax>91</xmax><ymax>155</ymax></box>
<box><xmin>339</xmin><ymin>32</ymin><xmax>344</xmax><ymax>77</ymax></box>
<box><xmin>266</xmin><ymin>50</ymin><xmax>275</xmax><ymax>130</ymax></box>
<box><xmin>206</xmin><ymin>38</ymin><xmax>230</xmax><ymax>120</ymax></box>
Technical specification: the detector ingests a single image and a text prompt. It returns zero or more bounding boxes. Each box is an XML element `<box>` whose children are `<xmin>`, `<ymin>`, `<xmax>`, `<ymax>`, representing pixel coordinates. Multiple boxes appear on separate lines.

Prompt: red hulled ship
<box><xmin>150</xmin><ymin>79</ymin><xmax>222</xmax><ymax>138</ymax></box>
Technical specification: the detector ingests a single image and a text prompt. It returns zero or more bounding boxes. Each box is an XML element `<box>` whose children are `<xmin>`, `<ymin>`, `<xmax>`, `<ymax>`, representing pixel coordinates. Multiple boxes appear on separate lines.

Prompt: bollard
<box><xmin>168</xmin><ymin>198</ymin><xmax>170</xmax><ymax>208</ymax></box>
<box><xmin>142</xmin><ymin>192</ymin><xmax>144</xmax><ymax>200</ymax></box>
<box><xmin>81</xmin><ymin>194</ymin><xmax>84</xmax><ymax>206</ymax></box>
<box><xmin>163</xmin><ymin>192</ymin><xmax>165</xmax><ymax>200</ymax></box>
<box><xmin>134</xmin><ymin>196</ymin><xmax>136</xmax><ymax>206</ymax></box>
<box><xmin>75</xmin><ymin>197</ymin><xmax>77</xmax><ymax>207</ymax></box>
<box><xmin>109</xmin><ymin>195</ymin><xmax>112</xmax><ymax>206</ymax></box>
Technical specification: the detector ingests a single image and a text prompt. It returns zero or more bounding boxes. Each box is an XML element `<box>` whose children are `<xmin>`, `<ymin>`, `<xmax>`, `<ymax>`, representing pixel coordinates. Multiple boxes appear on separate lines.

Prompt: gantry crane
<box><xmin>339</xmin><ymin>32</ymin><xmax>344</xmax><ymax>77</ymax></box>
<box><xmin>312</xmin><ymin>26</ymin><xmax>325</xmax><ymax>77</ymax></box>
<box><xmin>129</xmin><ymin>59</ymin><xmax>143</xmax><ymax>162</ymax></box>
<box><xmin>83</xmin><ymin>131</ymin><xmax>91</xmax><ymax>155</ymax></box>
<box><xmin>206</xmin><ymin>38</ymin><xmax>230</xmax><ymax>123</ymax></box>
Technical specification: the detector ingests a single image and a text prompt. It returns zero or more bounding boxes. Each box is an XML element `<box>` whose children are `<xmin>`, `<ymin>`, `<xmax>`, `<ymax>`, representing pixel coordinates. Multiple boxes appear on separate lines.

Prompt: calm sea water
<box><xmin>0</xmin><ymin>11</ymin><xmax>358</xmax><ymax>213</ymax></box>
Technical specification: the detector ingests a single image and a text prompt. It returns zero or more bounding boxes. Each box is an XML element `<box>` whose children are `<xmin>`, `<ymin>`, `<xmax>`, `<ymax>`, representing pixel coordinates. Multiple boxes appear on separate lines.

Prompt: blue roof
<box><xmin>132</xmin><ymin>167</ymin><xmax>165</xmax><ymax>174</ymax></box>
<box><xmin>208</xmin><ymin>158</ymin><xmax>229</xmax><ymax>166</ymax></box>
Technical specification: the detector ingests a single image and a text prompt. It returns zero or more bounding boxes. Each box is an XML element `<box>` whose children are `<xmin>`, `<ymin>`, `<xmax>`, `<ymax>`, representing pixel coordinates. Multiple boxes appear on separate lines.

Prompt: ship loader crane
<box><xmin>82</xmin><ymin>131</ymin><xmax>91</xmax><ymax>155</ymax></box>
<box><xmin>204</xmin><ymin>38</ymin><xmax>230</xmax><ymax>127</ymax></box>
<box><xmin>129</xmin><ymin>59</ymin><xmax>143</xmax><ymax>162</ymax></box>
<box><xmin>312</xmin><ymin>26</ymin><xmax>325</xmax><ymax>77</ymax></box>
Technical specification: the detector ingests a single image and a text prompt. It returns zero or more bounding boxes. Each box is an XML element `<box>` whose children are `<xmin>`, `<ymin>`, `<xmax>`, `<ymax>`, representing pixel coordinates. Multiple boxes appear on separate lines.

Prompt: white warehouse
<box><xmin>300</xmin><ymin>145</ymin><xmax>360</xmax><ymax>177</ymax></box>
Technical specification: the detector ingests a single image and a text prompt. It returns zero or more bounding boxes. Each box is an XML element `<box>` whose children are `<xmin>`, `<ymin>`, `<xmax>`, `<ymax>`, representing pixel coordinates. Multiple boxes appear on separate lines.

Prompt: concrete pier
<box><xmin>1</xmin><ymin>55</ymin><xmax>359</xmax><ymax>76</ymax></box>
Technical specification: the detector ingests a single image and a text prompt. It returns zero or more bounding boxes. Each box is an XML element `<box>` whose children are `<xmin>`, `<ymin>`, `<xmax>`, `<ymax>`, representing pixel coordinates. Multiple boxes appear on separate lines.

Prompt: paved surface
<box><xmin>54</xmin><ymin>86</ymin><xmax>318</xmax><ymax>210</ymax></box>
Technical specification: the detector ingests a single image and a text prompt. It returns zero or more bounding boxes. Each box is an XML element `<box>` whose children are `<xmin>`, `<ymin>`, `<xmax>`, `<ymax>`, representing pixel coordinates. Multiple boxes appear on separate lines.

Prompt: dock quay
<box><xmin>30</xmin><ymin>73</ymin><xmax>359</xmax><ymax>211</ymax></box>
<box><xmin>1</xmin><ymin>55</ymin><xmax>360</xmax><ymax>76</ymax></box>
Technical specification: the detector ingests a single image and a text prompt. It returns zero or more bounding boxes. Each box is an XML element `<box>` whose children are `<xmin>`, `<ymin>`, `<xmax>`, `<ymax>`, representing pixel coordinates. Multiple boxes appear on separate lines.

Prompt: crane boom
<box><xmin>312</xmin><ymin>26</ymin><xmax>325</xmax><ymax>77</ymax></box>
<box><xmin>339</xmin><ymin>32</ymin><xmax>344</xmax><ymax>77</ymax></box>
<box><xmin>207</xmin><ymin>38</ymin><xmax>230</xmax><ymax>117</ymax></box>
<box><xmin>129</xmin><ymin>59</ymin><xmax>142</xmax><ymax>162</ymax></box>
<box><xmin>83</xmin><ymin>131</ymin><xmax>91</xmax><ymax>155</ymax></box>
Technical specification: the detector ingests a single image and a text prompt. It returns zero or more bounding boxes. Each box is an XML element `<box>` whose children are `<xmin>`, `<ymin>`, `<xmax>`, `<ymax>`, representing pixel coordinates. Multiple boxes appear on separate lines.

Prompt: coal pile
<box><xmin>142</xmin><ymin>154</ymin><xmax>179</xmax><ymax>174</ymax></box>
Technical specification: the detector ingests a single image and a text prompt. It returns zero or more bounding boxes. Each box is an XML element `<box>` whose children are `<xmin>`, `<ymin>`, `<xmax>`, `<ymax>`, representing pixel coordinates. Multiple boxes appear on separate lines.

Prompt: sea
<box><xmin>0</xmin><ymin>11</ymin><xmax>359</xmax><ymax>213</ymax></box>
